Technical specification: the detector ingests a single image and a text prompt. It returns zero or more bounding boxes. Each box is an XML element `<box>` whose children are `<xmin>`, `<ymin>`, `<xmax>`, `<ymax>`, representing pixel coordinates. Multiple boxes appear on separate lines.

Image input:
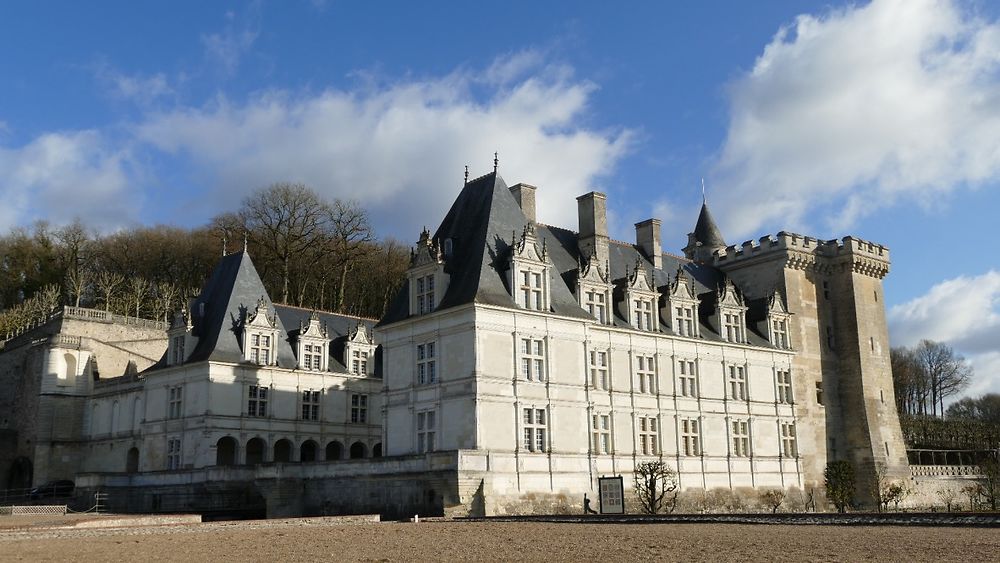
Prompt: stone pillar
<box><xmin>509</xmin><ymin>183</ymin><xmax>537</xmax><ymax>223</ymax></box>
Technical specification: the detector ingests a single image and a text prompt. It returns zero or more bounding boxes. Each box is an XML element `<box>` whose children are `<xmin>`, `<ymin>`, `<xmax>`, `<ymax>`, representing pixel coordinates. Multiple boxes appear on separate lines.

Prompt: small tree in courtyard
<box><xmin>979</xmin><ymin>456</ymin><xmax>1000</xmax><ymax>511</ymax></box>
<box><xmin>759</xmin><ymin>488</ymin><xmax>786</xmax><ymax>513</ymax></box>
<box><xmin>633</xmin><ymin>461</ymin><xmax>678</xmax><ymax>514</ymax></box>
<box><xmin>825</xmin><ymin>460</ymin><xmax>855</xmax><ymax>513</ymax></box>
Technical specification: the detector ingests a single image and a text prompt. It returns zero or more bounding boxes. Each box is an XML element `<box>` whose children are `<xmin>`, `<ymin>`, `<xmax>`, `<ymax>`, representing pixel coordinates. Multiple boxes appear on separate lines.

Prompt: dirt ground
<box><xmin>1</xmin><ymin>517</ymin><xmax>998</xmax><ymax>562</ymax></box>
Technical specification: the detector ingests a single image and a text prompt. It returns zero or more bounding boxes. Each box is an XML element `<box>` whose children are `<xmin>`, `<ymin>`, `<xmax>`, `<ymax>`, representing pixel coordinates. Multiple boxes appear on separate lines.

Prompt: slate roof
<box><xmin>692</xmin><ymin>202</ymin><xmax>726</xmax><ymax>248</ymax></box>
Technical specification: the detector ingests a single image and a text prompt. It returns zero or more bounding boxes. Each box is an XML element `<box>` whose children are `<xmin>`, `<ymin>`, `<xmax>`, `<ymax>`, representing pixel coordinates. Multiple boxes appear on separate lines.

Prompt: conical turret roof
<box><xmin>693</xmin><ymin>202</ymin><xmax>726</xmax><ymax>249</ymax></box>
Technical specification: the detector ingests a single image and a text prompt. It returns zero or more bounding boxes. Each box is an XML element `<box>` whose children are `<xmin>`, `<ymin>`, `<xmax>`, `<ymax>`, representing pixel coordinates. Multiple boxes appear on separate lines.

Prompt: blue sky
<box><xmin>2</xmin><ymin>0</ymin><xmax>1000</xmax><ymax>394</ymax></box>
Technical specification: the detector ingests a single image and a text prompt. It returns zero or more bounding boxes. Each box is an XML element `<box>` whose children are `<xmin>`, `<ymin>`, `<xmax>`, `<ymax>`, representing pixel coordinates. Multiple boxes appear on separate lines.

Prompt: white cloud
<box><xmin>889</xmin><ymin>270</ymin><xmax>1000</xmax><ymax>394</ymax></box>
<box><xmin>0</xmin><ymin>131</ymin><xmax>136</xmax><ymax>232</ymax></box>
<box><xmin>94</xmin><ymin>63</ymin><xmax>174</xmax><ymax>106</ymax></box>
<box><xmin>135</xmin><ymin>54</ymin><xmax>632</xmax><ymax>236</ymax></box>
<box><xmin>201</xmin><ymin>6</ymin><xmax>260</xmax><ymax>76</ymax></box>
<box><xmin>713</xmin><ymin>0</ymin><xmax>1000</xmax><ymax>239</ymax></box>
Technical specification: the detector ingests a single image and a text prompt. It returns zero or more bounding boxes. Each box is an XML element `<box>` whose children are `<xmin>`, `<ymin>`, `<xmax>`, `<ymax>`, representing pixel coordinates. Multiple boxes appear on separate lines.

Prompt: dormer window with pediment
<box><xmin>766</xmin><ymin>291</ymin><xmax>792</xmax><ymax>349</ymax></box>
<box><xmin>717</xmin><ymin>279</ymin><xmax>748</xmax><ymax>344</ymax></box>
<box><xmin>243</xmin><ymin>296</ymin><xmax>279</xmax><ymax>366</ymax></box>
<box><xmin>296</xmin><ymin>311</ymin><xmax>328</xmax><ymax>371</ymax></box>
<box><xmin>577</xmin><ymin>254</ymin><xmax>613</xmax><ymax>324</ymax></box>
<box><xmin>408</xmin><ymin>228</ymin><xmax>449</xmax><ymax>316</ymax></box>
<box><xmin>345</xmin><ymin>321</ymin><xmax>376</xmax><ymax>376</ymax></box>
<box><xmin>166</xmin><ymin>309</ymin><xmax>193</xmax><ymax>366</ymax></box>
<box><xmin>625</xmin><ymin>260</ymin><xmax>659</xmax><ymax>332</ymax></box>
<box><xmin>507</xmin><ymin>224</ymin><xmax>551</xmax><ymax>312</ymax></box>
<box><xmin>664</xmin><ymin>267</ymin><xmax>700</xmax><ymax>338</ymax></box>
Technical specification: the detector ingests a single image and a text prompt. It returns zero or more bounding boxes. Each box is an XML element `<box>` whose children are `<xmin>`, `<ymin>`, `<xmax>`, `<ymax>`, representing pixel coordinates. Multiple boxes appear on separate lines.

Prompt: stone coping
<box><xmin>461</xmin><ymin>512</ymin><xmax>1000</xmax><ymax>527</ymax></box>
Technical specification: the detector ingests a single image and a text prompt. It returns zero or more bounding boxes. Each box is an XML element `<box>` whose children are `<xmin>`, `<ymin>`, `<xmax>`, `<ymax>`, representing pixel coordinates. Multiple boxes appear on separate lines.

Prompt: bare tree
<box><xmin>55</xmin><ymin>219</ymin><xmax>93</xmax><ymax>307</ymax></box>
<box><xmin>633</xmin><ymin>461</ymin><xmax>678</xmax><ymax>514</ymax></box>
<box><xmin>125</xmin><ymin>277</ymin><xmax>150</xmax><ymax>318</ymax></box>
<box><xmin>915</xmin><ymin>340</ymin><xmax>973</xmax><ymax>417</ymax></box>
<box><xmin>891</xmin><ymin>346</ymin><xmax>926</xmax><ymax>415</ymax></box>
<box><xmin>95</xmin><ymin>271</ymin><xmax>125</xmax><ymax>313</ymax></box>
<box><xmin>328</xmin><ymin>199</ymin><xmax>374</xmax><ymax>312</ymax></box>
<box><xmin>759</xmin><ymin>489</ymin><xmax>786</xmax><ymax>513</ymax></box>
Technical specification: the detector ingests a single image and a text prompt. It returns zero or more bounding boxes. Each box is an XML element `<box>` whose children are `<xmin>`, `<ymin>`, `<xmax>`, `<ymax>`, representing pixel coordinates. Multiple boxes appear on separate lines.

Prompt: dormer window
<box><xmin>166</xmin><ymin>309</ymin><xmax>193</xmax><ymax>366</ymax></box>
<box><xmin>171</xmin><ymin>336</ymin><xmax>185</xmax><ymax>365</ymax></box>
<box><xmin>416</xmin><ymin>275</ymin><xmax>435</xmax><ymax>314</ymax></box>
<box><xmin>716</xmin><ymin>279</ymin><xmax>748</xmax><ymax>344</ymax></box>
<box><xmin>772</xmin><ymin>319</ymin><xmax>789</xmax><ymax>348</ymax></box>
<box><xmin>723</xmin><ymin>313</ymin><xmax>744</xmax><ymax>343</ymax></box>
<box><xmin>624</xmin><ymin>260</ymin><xmax>659</xmax><ymax>332</ymax></box>
<box><xmin>577</xmin><ymin>254</ymin><xmax>612</xmax><ymax>324</ymax></box>
<box><xmin>295</xmin><ymin>311</ymin><xmax>328</xmax><ymax>371</ymax></box>
<box><xmin>243</xmin><ymin>296</ymin><xmax>279</xmax><ymax>366</ymax></box>
<box><xmin>508</xmin><ymin>224</ymin><xmax>551</xmax><ymax>312</ymax></box>
<box><xmin>344</xmin><ymin>321</ymin><xmax>376</xmax><ymax>377</ymax></box>
<box><xmin>664</xmin><ymin>267</ymin><xmax>700</xmax><ymax>338</ymax></box>
<box><xmin>351</xmin><ymin>350</ymin><xmax>369</xmax><ymax>375</ymax></box>
<box><xmin>408</xmin><ymin>228</ymin><xmax>448</xmax><ymax>316</ymax></box>
<box><xmin>764</xmin><ymin>291</ymin><xmax>792</xmax><ymax>350</ymax></box>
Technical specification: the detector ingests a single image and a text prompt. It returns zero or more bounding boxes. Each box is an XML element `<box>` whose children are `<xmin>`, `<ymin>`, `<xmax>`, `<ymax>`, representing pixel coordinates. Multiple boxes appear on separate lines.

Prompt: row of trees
<box><xmin>0</xmin><ymin>183</ymin><xmax>411</xmax><ymax>337</ymax></box>
<box><xmin>891</xmin><ymin>340</ymin><xmax>973</xmax><ymax>417</ymax></box>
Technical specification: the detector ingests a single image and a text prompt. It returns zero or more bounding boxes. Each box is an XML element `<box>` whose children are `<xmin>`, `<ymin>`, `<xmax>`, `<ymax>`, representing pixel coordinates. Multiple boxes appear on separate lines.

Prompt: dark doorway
<box><xmin>349</xmin><ymin>441</ymin><xmax>366</xmax><ymax>459</ymax></box>
<box><xmin>216</xmin><ymin>437</ymin><xmax>238</xmax><ymax>466</ymax></box>
<box><xmin>300</xmin><ymin>440</ymin><xmax>318</xmax><ymax>462</ymax></box>
<box><xmin>246</xmin><ymin>438</ymin><xmax>266</xmax><ymax>465</ymax></box>
<box><xmin>373</xmin><ymin>443</ymin><xmax>382</xmax><ymax>457</ymax></box>
<box><xmin>126</xmin><ymin>447</ymin><xmax>140</xmax><ymax>473</ymax></box>
<box><xmin>326</xmin><ymin>441</ymin><xmax>343</xmax><ymax>461</ymax></box>
<box><xmin>7</xmin><ymin>457</ymin><xmax>32</xmax><ymax>490</ymax></box>
<box><xmin>274</xmin><ymin>439</ymin><xmax>293</xmax><ymax>463</ymax></box>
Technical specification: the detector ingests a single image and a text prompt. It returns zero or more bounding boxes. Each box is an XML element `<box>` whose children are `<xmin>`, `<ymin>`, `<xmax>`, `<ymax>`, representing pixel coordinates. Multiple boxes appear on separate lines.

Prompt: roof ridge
<box><xmin>272</xmin><ymin>302</ymin><xmax>379</xmax><ymax>322</ymax></box>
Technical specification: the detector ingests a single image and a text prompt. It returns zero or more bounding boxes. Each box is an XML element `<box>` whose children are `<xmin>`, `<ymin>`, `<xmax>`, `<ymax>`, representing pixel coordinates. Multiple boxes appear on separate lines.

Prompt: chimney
<box><xmin>509</xmin><ymin>183</ymin><xmax>537</xmax><ymax>223</ymax></box>
<box><xmin>577</xmin><ymin>191</ymin><xmax>609</xmax><ymax>262</ymax></box>
<box><xmin>635</xmin><ymin>219</ymin><xmax>662</xmax><ymax>270</ymax></box>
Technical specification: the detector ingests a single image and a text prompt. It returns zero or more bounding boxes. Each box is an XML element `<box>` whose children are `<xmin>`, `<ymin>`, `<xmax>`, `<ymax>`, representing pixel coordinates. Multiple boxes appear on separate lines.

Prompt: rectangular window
<box><xmin>249</xmin><ymin>333</ymin><xmax>272</xmax><ymax>365</ymax></box>
<box><xmin>351</xmin><ymin>394</ymin><xmax>368</xmax><ymax>424</ymax></box>
<box><xmin>522</xmin><ymin>408</ymin><xmax>547</xmax><ymax>452</ymax></box>
<box><xmin>678</xmin><ymin>360</ymin><xmax>698</xmax><ymax>398</ymax></box>
<box><xmin>731</xmin><ymin>419</ymin><xmax>751</xmax><ymax>457</ymax></box>
<box><xmin>633</xmin><ymin>299</ymin><xmax>654</xmax><ymax>331</ymax></box>
<box><xmin>520</xmin><ymin>269</ymin><xmax>544</xmax><ymax>310</ymax></box>
<box><xmin>781</xmin><ymin>422</ymin><xmax>798</xmax><ymax>457</ymax></box>
<box><xmin>520</xmin><ymin>338</ymin><xmax>545</xmax><ymax>381</ymax></box>
<box><xmin>674</xmin><ymin>306</ymin><xmax>694</xmax><ymax>337</ymax></box>
<box><xmin>303</xmin><ymin>343</ymin><xmax>324</xmax><ymax>371</ymax></box>
<box><xmin>585</xmin><ymin>289</ymin><xmax>607</xmax><ymax>323</ymax></box>
<box><xmin>776</xmin><ymin>370</ymin><xmax>793</xmax><ymax>404</ymax></box>
<box><xmin>635</xmin><ymin>355</ymin><xmax>655</xmax><ymax>394</ymax></box>
<box><xmin>417</xmin><ymin>410</ymin><xmax>436</xmax><ymax>453</ymax></box>
<box><xmin>589</xmin><ymin>350</ymin><xmax>608</xmax><ymax>390</ymax></box>
<box><xmin>771</xmin><ymin>319</ymin><xmax>789</xmax><ymax>349</ymax></box>
<box><xmin>248</xmin><ymin>384</ymin><xmax>268</xmax><ymax>417</ymax></box>
<box><xmin>728</xmin><ymin>365</ymin><xmax>747</xmax><ymax>401</ymax></box>
<box><xmin>681</xmin><ymin>418</ymin><xmax>700</xmax><ymax>456</ymax></box>
<box><xmin>417</xmin><ymin>342</ymin><xmax>437</xmax><ymax>385</ymax></box>
<box><xmin>166</xmin><ymin>437</ymin><xmax>182</xmax><ymax>470</ymax></box>
<box><xmin>352</xmin><ymin>349</ymin><xmax>369</xmax><ymax>375</ymax></box>
<box><xmin>171</xmin><ymin>336</ymin><xmax>185</xmax><ymax>365</ymax></box>
<box><xmin>638</xmin><ymin>416</ymin><xmax>658</xmax><ymax>455</ymax></box>
<box><xmin>301</xmin><ymin>390</ymin><xmax>320</xmax><ymax>421</ymax></box>
<box><xmin>167</xmin><ymin>386</ymin><xmax>183</xmax><ymax>419</ymax></box>
<box><xmin>591</xmin><ymin>413</ymin><xmax>611</xmax><ymax>454</ymax></box>
<box><xmin>816</xmin><ymin>381</ymin><xmax>824</xmax><ymax>405</ymax></box>
<box><xmin>417</xmin><ymin>274</ymin><xmax>435</xmax><ymax>314</ymax></box>
<box><xmin>723</xmin><ymin>312</ymin><xmax>744</xmax><ymax>343</ymax></box>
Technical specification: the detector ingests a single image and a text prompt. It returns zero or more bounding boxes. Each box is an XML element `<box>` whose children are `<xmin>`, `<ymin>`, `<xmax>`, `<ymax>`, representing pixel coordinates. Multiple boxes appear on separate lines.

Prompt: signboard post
<box><xmin>598</xmin><ymin>475</ymin><xmax>625</xmax><ymax>515</ymax></box>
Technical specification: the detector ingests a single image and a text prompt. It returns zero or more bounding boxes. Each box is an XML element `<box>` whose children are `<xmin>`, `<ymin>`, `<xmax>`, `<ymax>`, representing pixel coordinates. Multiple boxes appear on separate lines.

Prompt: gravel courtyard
<box><xmin>2</xmin><ymin>517</ymin><xmax>999</xmax><ymax>562</ymax></box>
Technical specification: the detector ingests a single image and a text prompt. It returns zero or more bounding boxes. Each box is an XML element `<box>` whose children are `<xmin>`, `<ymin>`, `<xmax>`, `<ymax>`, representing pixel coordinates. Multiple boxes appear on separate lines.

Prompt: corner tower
<box><xmin>683</xmin><ymin>201</ymin><xmax>727</xmax><ymax>262</ymax></box>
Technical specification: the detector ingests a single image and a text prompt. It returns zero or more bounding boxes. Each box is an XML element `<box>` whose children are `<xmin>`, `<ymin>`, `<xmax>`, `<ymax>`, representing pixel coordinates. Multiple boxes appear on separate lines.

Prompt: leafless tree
<box><xmin>125</xmin><ymin>277</ymin><xmax>150</xmax><ymax>318</ymax></box>
<box><xmin>915</xmin><ymin>340</ymin><xmax>973</xmax><ymax>417</ymax></box>
<box><xmin>328</xmin><ymin>199</ymin><xmax>374</xmax><ymax>312</ymax></box>
<box><xmin>759</xmin><ymin>488</ymin><xmax>786</xmax><ymax>513</ymax></box>
<box><xmin>633</xmin><ymin>461</ymin><xmax>678</xmax><ymax>514</ymax></box>
<box><xmin>95</xmin><ymin>271</ymin><xmax>125</xmax><ymax>313</ymax></box>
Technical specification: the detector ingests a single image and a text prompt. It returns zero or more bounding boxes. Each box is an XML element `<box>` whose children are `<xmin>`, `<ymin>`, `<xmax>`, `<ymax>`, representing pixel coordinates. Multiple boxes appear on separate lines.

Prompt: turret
<box><xmin>683</xmin><ymin>202</ymin><xmax>727</xmax><ymax>263</ymax></box>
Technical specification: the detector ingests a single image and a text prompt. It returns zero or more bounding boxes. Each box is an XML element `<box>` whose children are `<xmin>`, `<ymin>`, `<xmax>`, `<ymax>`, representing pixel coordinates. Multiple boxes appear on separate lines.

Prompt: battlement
<box><xmin>711</xmin><ymin>232</ymin><xmax>890</xmax><ymax>276</ymax></box>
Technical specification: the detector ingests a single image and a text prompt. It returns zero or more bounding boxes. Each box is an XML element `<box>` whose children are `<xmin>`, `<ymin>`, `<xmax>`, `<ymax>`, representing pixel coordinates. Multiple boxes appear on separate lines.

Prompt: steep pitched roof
<box><xmin>692</xmin><ymin>202</ymin><xmax>726</xmax><ymax>248</ymax></box>
<box><xmin>185</xmin><ymin>250</ymin><xmax>297</xmax><ymax>367</ymax></box>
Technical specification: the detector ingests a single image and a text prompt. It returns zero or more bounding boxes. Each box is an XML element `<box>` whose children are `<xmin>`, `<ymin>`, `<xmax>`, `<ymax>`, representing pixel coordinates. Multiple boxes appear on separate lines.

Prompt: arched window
<box><xmin>325</xmin><ymin>440</ymin><xmax>343</xmax><ymax>461</ymax></box>
<box><xmin>63</xmin><ymin>353</ymin><xmax>77</xmax><ymax>380</ymax></box>
<box><xmin>110</xmin><ymin>401</ymin><xmax>120</xmax><ymax>435</ymax></box>
<box><xmin>126</xmin><ymin>447</ymin><xmax>140</xmax><ymax>473</ymax></box>
<box><xmin>273</xmin><ymin>439</ymin><xmax>293</xmax><ymax>463</ymax></box>
<box><xmin>300</xmin><ymin>440</ymin><xmax>318</xmax><ymax>462</ymax></box>
<box><xmin>246</xmin><ymin>437</ymin><xmax>266</xmax><ymax>465</ymax></box>
<box><xmin>216</xmin><ymin>437</ymin><xmax>238</xmax><ymax>466</ymax></box>
<box><xmin>372</xmin><ymin>443</ymin><xmax>382</xmax><ymax>458</ymax></box>
<box><xmin>132</xmin><ymin>397</ymin><xmax>143</xmax><ymax>430</ymax></box>
<box><xmin>349</xmin><ymin>441</ymin><xmax>366</xmax><ymax>459</ymax></box>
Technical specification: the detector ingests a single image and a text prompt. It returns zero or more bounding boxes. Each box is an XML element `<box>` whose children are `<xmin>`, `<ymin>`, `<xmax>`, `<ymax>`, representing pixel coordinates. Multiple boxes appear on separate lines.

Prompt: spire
<box><xmin>493</xmin><ymin>151</ymin><xmax>499</xmax><ymax>173</ymax></box>
<box><xmin>693</xmin><ymin>201</ymin><xmax>726</xmax><ymax>249</ymax></box>
<box><xmin>701</xmin><ymin>177</ymin><xmax>707</xmax><ymax>204</ymax></box>
<box><xmin>464</xmin><ymin>165</ymin><xmax>469</xmax><ymax>185</ymax></box>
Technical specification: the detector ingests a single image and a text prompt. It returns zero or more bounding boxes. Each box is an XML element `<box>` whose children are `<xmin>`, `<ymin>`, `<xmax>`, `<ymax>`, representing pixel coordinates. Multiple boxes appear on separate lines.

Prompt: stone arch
<box><xmin>273</xmin><ymin>439</ymin><xmax>293</xmax><ymax>463</ymax></box>
<box><xmin>62</xmin><ymin>353</ymin><xmax>76</xmax><ymax>380</ymax></box>
<box><xmin>372</xmin><ymin>443</ymin><xmax>382</xmax><ymax>458</ymax></box>
<box><xmin>300</xmin><ymin>440</ymin><xmax>318</xmax><ymax>462</ymax></box>
<box><xmin>6</xmin><ymin>457</ymin><xmax>32</xmax><ymax>490</ymax></box>
<box><xmin>126</xmin><ymin>447</ymin><xmax>140</xmax><ymax>473</ymax></box>
<box><xmin>349</xmin><ymin>441</ymin><xmax>366</xmax><ymax>459</ymax></box>
<box><xmin>216</xmin><ymin>437</ymin><xmax>238</xmax><ymax>466</ymax></box>
<box><xmin>246</xmin><ymin>437</ymin><xmax>266</xmax><ymax>465</ymax></box>
<box><xmin>325</xmin><ymin>440</ymin><xmax>343</xmax><ymax>461</ymax></box>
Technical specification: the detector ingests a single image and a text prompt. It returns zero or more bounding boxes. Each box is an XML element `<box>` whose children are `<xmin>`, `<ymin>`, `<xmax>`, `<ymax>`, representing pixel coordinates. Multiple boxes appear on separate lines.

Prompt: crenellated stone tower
<box><xmin>684</xmin><ymin>206</ymin><xmax>909</xmax><ymax>505</ymax></box>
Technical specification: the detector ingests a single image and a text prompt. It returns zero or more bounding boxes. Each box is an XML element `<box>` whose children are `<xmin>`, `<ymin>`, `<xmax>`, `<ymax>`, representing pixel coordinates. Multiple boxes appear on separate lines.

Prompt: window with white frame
<box><xmin>589</xmin><ymin>350</ymin><xmax>609</xmax><ymax>390</ymax></box>
<box><xmin>591</xmin><ymin>413</ymin><xmax>611</xmax><ymax>454</ymax></box>
<box><xmin>417</xmin><ymin>342</ymin><xmax>437</xmax><ymax>385</ymax></box>
<box><xmin>166</xmin><ymin>437</ymin><xmax>182</xmax><ymax>470</ymax></box>
<box><xmin>781</xmin><ymin>422</ymin><xmax>797</xmax><ymax>457</ymax></box>
<box><xmin>674</xmin><ymin>305</ymin><xmax>695</xmax><ymax>337</ymax></box>
<box><xmin>522</xmin><ymin>408</ymin><xmax>547</xmax><ymax>452</ymax></box>
<box><xmin>248</xmin><ymin>333</ymin><xmax>272</xmax><ymax>365</ymax></box>
<box><xmin>636</xmin><ymin>355</ymin><xmax>655</xmax><ymax>394</ymax></box>
<box><xmin>723</xmin><ymin>312</ymin><xmax>744</xmax><ymax>343</ymax></box>
<box><xmin>171</xmin><ymin>336</ymin><xmax>185</xmax><ymax>365</ymax></box>
<box><xmin>776</xmin><ymin>370</ymin><xmax>793</xmax><ymax>404</ymax></box>
<box><xmin>302</xmin><ymin>344</ymin><xmax>324</xmax><ymax>371</ymax></box>
<box><xmin>731</xmin><ymin>419</ymin><xmax>751</xmax><ymax>457</ymax></box>
<box><xmin>416</xmin><ymin>274</ymin><xmax>435</xmax><ymax>314</ymax></box>
<box><xmin>584</xmin><ymin>289</ymin><xmax>608</xmax><ymax>323</ymax></box>
<box><xmin>638</xmin><ymin>416</ymin><xmax>658</xmax><ymax>455</ymax></box>
<box><xmin>417</xmin><ymin>410</ymin><xmax>436</xmax><ymax>453</ymax></box>
<box><xmin>519</xmin><ymin>269</ymin><xmax>545</xmax><ymax>310</ymax></box>
<box><xmin>352</xmin><ymin>349</ymin><xmax>369</xmax><ymax>375</ymax></box>
<box><xmin>248</xmin><ymin>385</ymin><xmax>268</xmax><ymax>417</ymax></box>
<box><xmin>520</xmin><ymin>338</ymin><xmax>545</xmax><ymax>381</ymax></box>
<box><xmin>728</xmin><ymin>365</ymin><xmax>747</xmax><ymax>401</ymax></box>
<box><xmin>771</xmin><ymin>318</ymin><xmax>789</xmax><ymax>349</ymax></box>
<box><xmin>632</xmin><ymin>298</ymin><xmax>655</xmax><ymax>331</ymax></box>
<box><xmin>680</xmin><ymin>418</ymin><xmax>700</xmax><ymax>456</ymax></box>
<box><xmin>351</xmin><ymin>394</ymin><xmax>368</xmax><ymax>424</ymax></box>
<box><xmin>301</xmin><ymin>390</ymin><xmax>320</xmax><ymax>421</ymax></box>
<box><xmin>167</xmin><ymin>386</ymin><xmax>183</xmax><ymax>419</ymax></box>
<box><xmin>678</xmin><ymin>360</ymin><xmax>697</xmax><ymax>398</ymax></box>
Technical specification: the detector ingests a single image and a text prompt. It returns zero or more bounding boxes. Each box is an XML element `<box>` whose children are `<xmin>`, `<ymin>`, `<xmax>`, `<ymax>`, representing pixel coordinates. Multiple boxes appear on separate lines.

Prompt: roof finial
<box><xmin>243</xmin><ymin>232</ymin><xmax>248</xmax><ymax>253</ymax></box>
<box><xmin>701</xmin><ymin>177</ymin><xmax>706</xmax><ymax>203</ymax></box>
<box><xmin>464</xmin><ymin>165</ymin><xmax>469</xmax><ymax>184</ymax></box>
<box><xmin>493</xmin><ymin>151</ymin><xmax>499</xmax><ymax>173</ymax></box>
<box><xmin>222</xmin><ymin>232</ymin><xmax>228</xmax><ymax>257</ymax></box>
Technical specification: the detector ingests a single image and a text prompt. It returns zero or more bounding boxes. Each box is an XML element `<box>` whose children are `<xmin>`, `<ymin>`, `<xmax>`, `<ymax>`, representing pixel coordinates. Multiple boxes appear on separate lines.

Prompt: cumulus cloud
<box><xmin>713</xmin><ymin>0</ymin><xmax>1000</xmax><ymax>239</ymax></box>
<box><xmin>135</xmin><ymin>54</ymin><xmax>631</xmax><ymax>236</ymax></box>
<box><xmin>0</xmin><ymin>131</ymin><xmax>136</xmax><ymax>232</ymax></box>
<box><xmin>889</xmin><ymin>270</ymin><xmax>1000</xmax><ymax>393</ymax></box>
